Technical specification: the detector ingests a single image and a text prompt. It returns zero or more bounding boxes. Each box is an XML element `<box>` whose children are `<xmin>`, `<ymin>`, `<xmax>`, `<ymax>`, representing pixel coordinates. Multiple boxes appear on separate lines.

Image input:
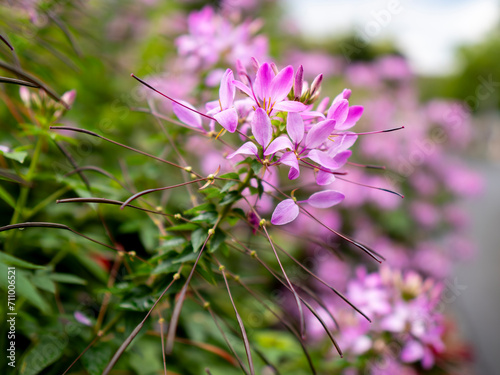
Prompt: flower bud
<box><xmin>61</xmin><ymin>89</ymin><xmax>77</xmax><ymax>108</ymax></box>
<box><xmin>294</xmin><ymin>65</ymin><xmax>304</xmax><ymax>100</ymax></box>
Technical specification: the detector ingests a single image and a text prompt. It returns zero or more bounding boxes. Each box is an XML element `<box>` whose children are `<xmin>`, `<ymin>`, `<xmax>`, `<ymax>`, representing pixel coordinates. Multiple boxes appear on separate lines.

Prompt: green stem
<box><xmin>7</xmin><ymin>136</ymin><xmax>44</xmax><ymax>252</ymax></box>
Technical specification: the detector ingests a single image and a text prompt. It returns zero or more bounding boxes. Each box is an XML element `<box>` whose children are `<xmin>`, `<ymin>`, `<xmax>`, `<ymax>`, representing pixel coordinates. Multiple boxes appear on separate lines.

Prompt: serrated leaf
<box><xmin>20</xmin><ymin>334</ymin><xmax>66</xmax><ymax>375</ymax></box>
<box><xmin>0</xmin><ymin>252</ymin><xmax>45</xmax><ymax>269</ymax></box>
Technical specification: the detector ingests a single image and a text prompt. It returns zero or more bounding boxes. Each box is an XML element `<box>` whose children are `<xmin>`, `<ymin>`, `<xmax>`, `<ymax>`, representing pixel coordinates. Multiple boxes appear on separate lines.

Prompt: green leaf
<box><xmin>219</xmin><ymin>191</ymin><xmax>239</xmax><ymax>206</ymax></box>
<box><xmin>184</xmin><ymin>203</ymin><xmax>216</xmax><ymax>215</ymax></box>
<box><xmin>1</xmin><ymin>150</ymin><xmax>28</xmax><ymax>163</ymax></box>
<box><xmin>219</xmin><ymin>172</ymin><xmax>239</xmax><ymax>179</ymax></box>
<box><xmin>152</xmin><ymin>260</ymin><xmax>180</xmax><ymax>275</ymax></box>
<box><xmin>0</xmin><ymin>252</ymin><xmax>46</xmax><ymax>269</ymax></box>
<box><xmin>0</xmin><ymin>168</ymin><xmax>29</xmax><ymax>185</ymax></box>
<box><xmin>158</xmin><ymin>237</ymin><xmax>187</xmax><ymax>250</ymax></box>
<box><xmin>14</xmin><ymin>269</ymin><xmax>51</xmax><ymax>313</ymax></box>
<box><xmin>49</xmin><ymin>273</ymin><xmax>87</xmax><ymax>285</ymax></box>
<box><xmin>81</xmin><ymin>343</ymin><xmax>113</xmax><ymax>375</ymax></box>
<box><xmin>20</xmin><ymin>334</ymin><xmax>66</xmax><ymax>375</ymax></box>
<box><xmin>200</xmin><ymin>187</ymin><xmax>222</xmax><ymax>199</ymax></box>
<box><xmin>191</xmin><ymin>227</ymin><xmax>207</xmax><ymax>253</ymax></box>
<box><xmin>209</xmin><ymin>229</ymin><xmax>226</xmax><ymax>253</ymax></box>
<box><xmin>191</xmin><ymin>211</ymin><xmax>218</xmax><ymax>224</ymax></box>
<box><xmin>31</xmin><ymin>271</ymin><xmax>56</xmax><ymax>294</ymax></box>
<box><xmin>221</xmin><ymin>179</ymin><xmax>237</xmax><ymax>193</ymax></box>
<box><xmin>167</xmin><ymin>223</ymin><xmax>199</xmax><ymax>231</ymax></box>
<box><xmin>197</xmin><ymin>259</ymin><xmax>217</xmax><ymax>285</ymax></box>
<box><xmin>251</xmin><ymin>159</ymin><xmax>263</xmax><ymax>175</ymax></box>
<box><xmin>0</xmin><ymin>184</ymin><xmax>16</xmax><ymax>208</ymax></box>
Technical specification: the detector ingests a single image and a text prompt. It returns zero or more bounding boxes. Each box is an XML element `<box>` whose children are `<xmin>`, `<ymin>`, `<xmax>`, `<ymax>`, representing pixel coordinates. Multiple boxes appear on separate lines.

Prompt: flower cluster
<box><xmin>308</xmin><ymin>266</ymin><xmax>446</xmax><ymax>373</ymax></box>
<box><xmin>172</xmin><ymin>59</ymin><xmax>367</xmax><ymax>225</ymax></box>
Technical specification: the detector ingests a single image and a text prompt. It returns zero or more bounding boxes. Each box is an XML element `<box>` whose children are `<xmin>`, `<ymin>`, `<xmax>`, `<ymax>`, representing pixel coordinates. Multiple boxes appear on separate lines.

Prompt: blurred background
<box><xmin>284</xmin><ymin>1</ymin><xmax>500</xmax><ymax>373</ymax></box>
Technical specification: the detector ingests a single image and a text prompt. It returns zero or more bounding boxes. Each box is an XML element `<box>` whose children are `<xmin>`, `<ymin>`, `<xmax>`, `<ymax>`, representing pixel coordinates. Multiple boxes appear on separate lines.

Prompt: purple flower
<box><xmin>206</xmin><ymin>68</ymin><xmax>239</xmax><ymax>132</ymax></box>
<box><xmin>226</xmin><ymin>107</ymin><xmax>292</xmax><ymax>158</ymax></box>
<box><xmin>271</xmin><ymin>190</ymin><xmax>345</xmax><ymax>225</ymax></box>
<box><xmin>233</xmin><ymin>62</ymin><xmax>307</xmax><ymax>115</ymax></box>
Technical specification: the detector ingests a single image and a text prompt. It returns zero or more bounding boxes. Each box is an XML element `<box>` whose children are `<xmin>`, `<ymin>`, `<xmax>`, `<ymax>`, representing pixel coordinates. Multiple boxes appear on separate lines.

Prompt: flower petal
<box><xmin>336</xmin><ymin>105</ymin><xmax>364</xmax><ymax>130</ymax></box>
<box><xmin>214</xmin><ymin>107</ymin><xmax>239</xmax><ymax>133</ymax></box>
<box><xmin>233</xmin><ymin>80</ymin><xmax>253</xmax><ymax>98</ymax></box>
<box><xmin>252</xmin><ymin>107</ymin><xmax>272</xmax><ymax>147</ymax></box>
<box><xmin>271</xmin><ymin>65</ymin><xmax>294</xmax><ymax>103</ymax></box>
<box><xmin>305</xmin><ymin>119</ymin><xmax>336</xmax><ymax>149</ymax></box>
<box><xmin>308</xmin><ymin>149</ymin><xmax>352</xmax><ymax>169</ymax></box>
<box><xmin>226</xmin><ymin>141</ymin><xmax>258</xmax><ymax>159</ymax></box>
<box><xmin>316</xmin><ymin>170</ymin><xmax>336</xmax><ymax>185</ymax></box>
<box><xmin>401</xmin><ymin>340</ymin><xmax>425</xmax><ymax>363</ymax></box>
<box><xmin>254</xmin><ymin>62</ymin><xmax>274</xmax><ymax>100</ymax></box>
<box><xmin>328</xmin><ymin>132</ymin><xmax>358</xmax><ymax>154</ymax></box>
<box><xmin>272</xmin><ymin>100</ymin><xmax>307</xmax><ymax>113</ymax></box>
<box><xmin>271</xmin><ymin>199</ymin><xmax>300</xmax><ymax>225</ymax></box>
<box><xmin>327</xmin><ymin>99</ymin><xmax>349</xmax><ymax>125</ymax></box>
<box><xmin>287</xmin><ymin>112</ymin><xmax>304</xmax><ymax>145</ymax></box>
<box><xmin>264</xmin><ymin>136</ymin><xmax>293</xmax><ymax>156</ymax></box>
<box><xmin>172</xmin><ymin>101</ymin><xmax>202</xmax><ymax>129</ymax></box>
<box><xmin>279</xmin><ymin>151</ymin><xmax>300</xmax><ymax>180</ymax></box>
<box><xmin>219</xmin><ymin>69</ymin><xmax>235</xmax><ymax>109</ymax></box>
<box><xmin>307</xmin><ymin>190</ymin><xmax>345</xmax><ymax>208</ymax></box>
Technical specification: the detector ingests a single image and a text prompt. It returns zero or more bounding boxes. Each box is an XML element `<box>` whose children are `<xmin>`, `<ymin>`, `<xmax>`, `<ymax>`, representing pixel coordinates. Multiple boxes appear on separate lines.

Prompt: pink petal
<box><xmin>252</xmin><ymin>107</ymin><xmax>272</xmax><ymax>147</ymax></box>
<box><xmin>287</xmin><ymin>112</ymin><xmax>304</xmax><ymax>145</ymax></box>
<box><xmin>307</xmin><ymin>190</ymin><xmax>345</xmax><ymax>208</ymax></box>
<box><xmin>233</xmin><ymin>80</ymin><xmax>253</xmax><ymax>98</ymax></box>
<box><xmin>254</xmin><ymin>62</ymin><xmax>274</xmax><ymax>100</ymax></box>
<box><xmin>272</xmin><ymin>100</ymin><xmax>307</xmax><ymax>113</ymax></box>
<box><xmin>336</xmin><ymin>105</ymin><xmax>364</xmax><ymax>130</ymax></box>
<box><xmin>316</xmin><ymin>96</ymin><xmax>330</xmax><ymax>113</ymax></box>
<box><xmin>327</xmin><ymin>99</ymin><xmax>349</xmax><ymax>124</ymax></box>
<box><xmin>219</xmin><ymin>69</ymin><xmax>235</xmax><ymax>109</ymax></box>
<box><xmin>401</xmin><ymin>340</ymin><xmax>424</xmax><ymax>363</ymax></box>
<box><xmin>271</xmin><ymin>65</ymin><xmax>294</xmax><ymax>103</ymax></box>
<box><xmin>279</xmin><ymin>151</ymin><xmax>300</xmax><ymax>180</ymax></box>
<box><xmin>172</xmin><ymin>101</ymin><xmax>202</xmax><ymax>129</ymax></box>
<box><xmin>329</xmin><ymin>132</ymin><xmax>358</xmax><ymax>154</ymax></box>
<box><xmin>316</xmin><ymin>170</ymin><xmax>336</xmax><ymax>185</ymax></box>
<box><xmin>227</xmin><ymin>142</ymin><xmax>258</xmax><ymax>159</ymax></box>
<box><xmin>264</xmin><ymin>136</ymin><xmax>293</xmax><ymax>156</ymax></box>
<box><xmin>308</xmin><ymin>149</ymin><xmax>352</xmax><ymax>170</ymax></box>
<box><xmin>214</xmin><ymin>107</ymin><xmax>239</xmax><ymax>133</ymax></box>
<box><xmin>305</xmin><ymin>119</ymin><xmax>336</xmax><ymax>149</ymax></box>
<box><xmin>271</xmin><ymin>199</ymin><xmax>300</xmax><ymax>225</ymax></box>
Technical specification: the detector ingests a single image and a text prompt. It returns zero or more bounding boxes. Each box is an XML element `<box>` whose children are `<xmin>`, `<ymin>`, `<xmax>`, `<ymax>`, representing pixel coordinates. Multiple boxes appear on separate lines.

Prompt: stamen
<box><xmin>352</xmin><ymin>126</ymin><xmax>405</xmax><ymax>135</ymax></box>
<box><xmin>131</xmin><ymin>74</ymin><xmax>216</xmax><ymax>122</ymax></box>
<box><xmin>336</xmin><ymin>176</ymin><xmax>404</xmax><ymax>198</ymax></box>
